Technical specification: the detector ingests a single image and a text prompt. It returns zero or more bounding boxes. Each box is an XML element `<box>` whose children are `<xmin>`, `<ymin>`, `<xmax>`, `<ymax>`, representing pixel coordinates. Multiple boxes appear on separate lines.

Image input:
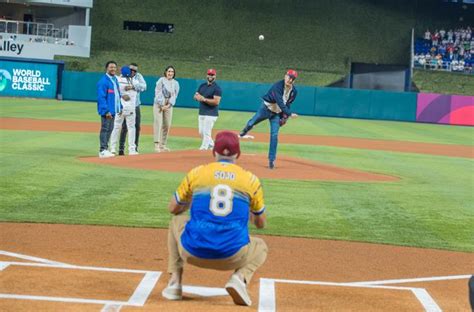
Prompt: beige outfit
<box><xmin>154</xmin><ymin>77</ymin><xmax>180</xmax><ymax>151</ymax></box>
<box><xmin>167</xmin><ymin>214</ymin><xmax>268</xmax><ymax>284</ymax></box>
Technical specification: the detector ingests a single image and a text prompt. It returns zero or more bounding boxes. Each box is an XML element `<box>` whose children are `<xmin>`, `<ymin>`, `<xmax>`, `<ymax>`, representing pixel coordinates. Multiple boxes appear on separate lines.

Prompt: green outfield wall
<box><xmin>61</xmin><ymin>71</ymin><xmax>417</xmax><ymax>122</ymax></box>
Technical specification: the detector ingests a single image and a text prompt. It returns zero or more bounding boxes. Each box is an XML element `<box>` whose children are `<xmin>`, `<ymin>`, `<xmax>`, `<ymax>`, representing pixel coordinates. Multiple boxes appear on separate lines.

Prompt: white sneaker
<box><xmin>225</xmin><ymin>273</ymin><xmax>251</xmax><ymax>306</ymax></box>
<box><xmin>240</xmin><ymin>134</ymin><xmax>255</xmax><ymax>139</ymax></box>
<box><xmin>160</xmin><ymin>146</ymin><xmax>171</xmax><ymax>152</ymax></box>
<box><xmin>129</xmin><ymin>150</ymin><xmax>139</xmax><ymax>156</ymax></box>
<box><xmin>162</xmin><ymin>283</ymin><xmax>182</xmax><ymax>300</ymax></box>
<box><xmin>99</xmin><ymin>150</ymin><xmax>115</xmax><ymax>158</ymax></box>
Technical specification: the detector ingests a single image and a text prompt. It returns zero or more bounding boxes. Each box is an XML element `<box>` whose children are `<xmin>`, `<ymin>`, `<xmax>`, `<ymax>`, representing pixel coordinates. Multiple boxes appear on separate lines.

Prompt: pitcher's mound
<box><xmin>81</xmin><ymin>150</ymin><xmax>398</xmax><ymax>181</ymax></box>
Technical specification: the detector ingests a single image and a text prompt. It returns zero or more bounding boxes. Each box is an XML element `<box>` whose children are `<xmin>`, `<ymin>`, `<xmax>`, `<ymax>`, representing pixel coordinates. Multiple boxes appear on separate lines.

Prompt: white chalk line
<box><xmin>0</xmin><ymin>261</ymin><xmax>152</xmax><ymax>274</ymax></box>
<box><xmin>101</xmin><ymin>304</ymin><xmax>123</xmax><ymax>312</ymax></box>
<box><xmin>257</xmin><ymin>274</ymin><xmax>470</xmax><ymax>312</ymax></box>
<box><xmin>127</xmin><ymin>271</ymin><xmax>161</xmax><ymax>306</ymax></box>
<box><xmin>0</xmin><ymin>294</ymin><xmax>135</xmax><ymax>306</ymax></box>
<box><xmin>347</xmin><ymin>274</ymin><xmax>472</xmax><ymax>286</ymax></box>
<box><xmin>0</xmin><ymin>262</ymin><xmax>10</xmax><ymax>271</ymax></box>
<box><xmin>0</xmin><ymin>252</ymin><xmax>162</xmax><ymax>309</ymax></box>
<box><xmin>258</xmin><ymin>278</ymin><xmax>276</xmax><ymax>312</ymax></box>
<box><xmin>0</xmin><ymin>250</ymin><xmax>67</xmax><ymax>266</ymax></box>
<box><xmin>411</xmin><ymin>288</ymin><xmax>442</xmax><ymax>312</ymax></box>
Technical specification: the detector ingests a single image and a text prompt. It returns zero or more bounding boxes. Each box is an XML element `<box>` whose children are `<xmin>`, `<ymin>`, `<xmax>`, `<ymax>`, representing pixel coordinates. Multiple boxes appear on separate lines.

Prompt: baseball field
<box><xmin>1</xmin><ymin>97</ymin><xmax>473</xmax><ymax>311</ymax></box>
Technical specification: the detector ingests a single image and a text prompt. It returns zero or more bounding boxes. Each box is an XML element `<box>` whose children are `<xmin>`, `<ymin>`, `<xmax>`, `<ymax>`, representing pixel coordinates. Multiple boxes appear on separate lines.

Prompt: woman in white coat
<box><xmin>153</xmin><ymin>65</ymin><xmax>180</xmax><ymax>152</ymax></box>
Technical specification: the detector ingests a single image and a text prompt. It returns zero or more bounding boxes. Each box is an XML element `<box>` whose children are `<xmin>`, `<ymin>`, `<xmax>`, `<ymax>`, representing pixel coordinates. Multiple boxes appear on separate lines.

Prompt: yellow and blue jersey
<box><xmin>175</xmin><ymin>160</ymin><xmax>265</xmax><ymax>259</ymax></box>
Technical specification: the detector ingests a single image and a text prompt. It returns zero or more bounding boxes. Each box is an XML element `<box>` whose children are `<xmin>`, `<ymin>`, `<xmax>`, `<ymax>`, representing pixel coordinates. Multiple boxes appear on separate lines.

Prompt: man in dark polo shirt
<box><xmin>193</xmin><ymin>68</ymin><xmax>222</xmax><ymax>150</ymax></box>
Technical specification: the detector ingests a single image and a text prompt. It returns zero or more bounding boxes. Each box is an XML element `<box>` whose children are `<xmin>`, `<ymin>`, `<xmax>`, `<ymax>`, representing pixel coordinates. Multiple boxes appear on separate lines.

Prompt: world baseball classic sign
<box><xmin>0</xmin><ymin>59</ymin><xmax>58</xmax><ymax>98</ymax></box>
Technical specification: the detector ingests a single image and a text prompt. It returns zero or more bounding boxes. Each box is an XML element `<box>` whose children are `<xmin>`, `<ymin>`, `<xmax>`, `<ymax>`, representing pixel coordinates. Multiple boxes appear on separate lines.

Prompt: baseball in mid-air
<box><xmin>258</xmin><ymin>34</ymin><xmax>264</xmax><ymax>41</ymax></box>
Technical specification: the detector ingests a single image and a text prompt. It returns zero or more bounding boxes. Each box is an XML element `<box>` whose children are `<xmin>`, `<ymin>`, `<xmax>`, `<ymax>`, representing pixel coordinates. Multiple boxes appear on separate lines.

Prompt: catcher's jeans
<box><xmin>243</xmin><ymin>103</ymin><xmax>281</xmax><ymax>162</ymax></box>
<box><xmin>167</xmin><ymin>214</ymin><xmax>268</xmax><ymax>284</ymax></box>
<box><xmin>153</xmin><ymin>104</ymin><xmax>173</xmax><ymax>149</ymax></box>
<box><xmin>99</xmin><ymin>115</ymin><xmax>115</xmax><ymax>152</ymax></box>
<box><xmin>198</xmin><ymin>115</ymin><xmax>218</xmax><ymax>150</ymax></box>
<box><xmin>110</xmin><ymin>110</ymin><xmax>136</xmax><ymax>153</ymax></box>
<box><xmin>119</xmin><ymin>105</ymin><xmax>141</xmax><ymax>152</ymax></box>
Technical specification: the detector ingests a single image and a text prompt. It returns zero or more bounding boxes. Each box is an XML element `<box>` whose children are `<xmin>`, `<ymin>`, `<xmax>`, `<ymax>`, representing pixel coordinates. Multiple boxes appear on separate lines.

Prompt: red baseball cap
<box><xmin>207</xmin><ymin>68</ymin><xmax>216</xmax><ymax>75</ymax></box>
<box><xmin>286</xmin><ymin>69</ymin><xmax>298</xmax><ymax>79</ymax></box>
<box><xmin>213</xmin><ymin>131</ymin><xmax>241</xmax><ymax>158</ymax></box>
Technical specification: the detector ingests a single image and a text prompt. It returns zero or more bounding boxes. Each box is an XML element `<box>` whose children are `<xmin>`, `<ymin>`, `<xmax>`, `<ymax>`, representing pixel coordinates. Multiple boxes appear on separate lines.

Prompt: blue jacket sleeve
<box><xmin>97</xmin><ymin>78</ymin><xmax>108</xmax><ymax>115</ymax></box>
<box><xmin>271</xmin><ymin>82</ymin><xmax>292</xmax><ymax>115</ymax></box>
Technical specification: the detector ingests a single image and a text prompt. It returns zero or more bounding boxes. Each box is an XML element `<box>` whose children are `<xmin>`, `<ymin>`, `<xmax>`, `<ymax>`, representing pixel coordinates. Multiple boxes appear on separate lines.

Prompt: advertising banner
<box><xmin>416</xmin><ymin>93</ymin><xmax>474</xmax><ymax>126</ymax></box>
<box><xmin>0</xmin><ymin>59</ymin><xmax>58</xmax><ymax>98</ymax></box>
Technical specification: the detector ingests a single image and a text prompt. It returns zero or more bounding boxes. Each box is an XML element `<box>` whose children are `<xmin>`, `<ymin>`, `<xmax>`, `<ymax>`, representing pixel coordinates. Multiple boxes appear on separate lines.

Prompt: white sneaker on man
<box><xmin>240</xmin><ymin>134</ymin><xmax>255</xmax><ymax>139</ymax></box>
<box><xmin>162</xmin><ymin>282</ymin><xmax>182</xmax><ymax>300</ymax></box>
<box><xmin>129</xmin><ymin>150</ymin><xmax>139</xmax><ymax>156</ymax></box>
<box><xmin>225</xmin><ymin>273</ymin><xmax>251</xmax><ymax>306</ymax></box>
<box><xmin>99</xmin><ymin>150</ymin><xmax>115</xmax><ymax>158</ymax></box>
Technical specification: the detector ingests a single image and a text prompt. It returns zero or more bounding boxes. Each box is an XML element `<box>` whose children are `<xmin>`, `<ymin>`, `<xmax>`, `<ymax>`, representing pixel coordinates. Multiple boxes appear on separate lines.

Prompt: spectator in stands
<box><xmin>432</xmin><ymin>31</ymin><xmax>439</xmax><ymax>46</ymax></box>
<box><xmin>417</xmin><ymin>54</ymin><xmax>426</xmax><ymax>67</ymax></box>
<box><xmin>439</xmin><ymin>28</ymin><xmax>446</xmax><ymax>39</ymax></box>
<box><xmin>424</xmin><ymin>29</ymin><xmax>431</xmax><ymax>41</ymax></box>
<box><xmin>430</xmin><ymin>56</ymin><xmax>439</xmax><ymax>69</ymax></box>
<box><xmin>447</xmin><ymin>29</ymin><xmax>454</xmax><ymax>42</ymax></box>
<box><xmin>153</xmin><ymin>65</ymin><xmax>180</xmax><ymax>152</ymax></box>
<box><xmin>436</xmin><ymin>54</ymin><xmax>443</xmax><ymax>68</ymax></box>
<box><xmin>97</xmin><ymin>61</ymin><xmax>121</xmax><ymax>158</ymax></box>
<box><xmin>438</xmin><ymin>44</ymin><xmax>446</xmax><ymax>56</ymax></box>
<box><xmin>451</xmin><ymin>60</ymin><xmax>459</xmax><ymax>71</ymax></box>
<box><xmin>118</xmin><ymin>63</ymin><xmax>147</xmax><ymax>155</ymax></box>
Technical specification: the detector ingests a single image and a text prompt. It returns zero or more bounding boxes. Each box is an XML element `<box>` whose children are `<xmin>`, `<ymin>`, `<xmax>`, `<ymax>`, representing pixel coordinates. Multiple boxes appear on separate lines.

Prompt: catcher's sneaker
<box><xmin>162</xmin><ymin>282</ymin><xmax>182</xmax><ymax>300</ymax></box>
<box><xmin>225</xmin><ymin>273</ymin><xmax>251</xmax><ymax>306</ymax></box>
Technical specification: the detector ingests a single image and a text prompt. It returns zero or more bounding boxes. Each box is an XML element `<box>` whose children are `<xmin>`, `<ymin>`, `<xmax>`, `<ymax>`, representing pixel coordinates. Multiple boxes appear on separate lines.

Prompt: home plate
<box><xmin>183</xmin><ymin>285</ymin><xmax>228</xmax><ymax>297</ymax></box>
<box><xmin>240</xmin><ymin>135</ymin><xmax>254</xmax><ymax>139</ymax></box>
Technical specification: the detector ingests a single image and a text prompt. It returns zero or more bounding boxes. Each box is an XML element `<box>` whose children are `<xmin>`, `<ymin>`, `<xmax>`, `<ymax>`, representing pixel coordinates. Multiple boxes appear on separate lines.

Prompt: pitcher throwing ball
<box><xmin>239</xmin><ymin>69</ymin><xmax>298</xmax><ymax>169</ymax></box>
<box><xmin>162</xmin><ymin>131</ymin><xmax>268</xmax><ymax>306</ymax></box>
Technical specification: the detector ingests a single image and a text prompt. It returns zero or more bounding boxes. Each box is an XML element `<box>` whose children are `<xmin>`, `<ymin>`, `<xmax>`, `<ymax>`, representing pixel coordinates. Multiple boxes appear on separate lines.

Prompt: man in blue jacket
<box><xmin>97</xmin><ymin>61</ymin><xmax>122</xmax><ymax>158</ymax></box>
<box><xmin>239</xmin><ymin>70</ymin><xmax>298</xmax><ymax>169</ymax></box>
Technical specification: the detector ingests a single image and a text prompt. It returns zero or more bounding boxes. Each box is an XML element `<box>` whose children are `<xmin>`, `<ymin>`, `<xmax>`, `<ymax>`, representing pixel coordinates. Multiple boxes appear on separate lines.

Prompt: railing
<box><xmin>0</xmin><ymin>19</ymin><xmax>68</xmax><ymax>39</ymax></box>
<box><xmin>414</xmin><ymin>59</ymin><xmax>473</xmax><ymax>74</ymax></box>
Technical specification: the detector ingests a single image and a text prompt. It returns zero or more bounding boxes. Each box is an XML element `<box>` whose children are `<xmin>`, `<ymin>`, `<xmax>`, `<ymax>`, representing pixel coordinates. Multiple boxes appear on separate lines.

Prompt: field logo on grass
<box><xmin>0</xmin><ymin>69</ymin><xmax>12</xmax><ymax>92</ymax></box>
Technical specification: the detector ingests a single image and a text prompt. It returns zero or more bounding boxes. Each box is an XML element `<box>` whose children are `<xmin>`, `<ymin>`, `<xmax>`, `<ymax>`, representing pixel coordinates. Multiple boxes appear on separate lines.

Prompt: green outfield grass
<box><xmin>1</xmin><ymin>98</ymin><xmax>473</xmax><ymax>252</ymax></box>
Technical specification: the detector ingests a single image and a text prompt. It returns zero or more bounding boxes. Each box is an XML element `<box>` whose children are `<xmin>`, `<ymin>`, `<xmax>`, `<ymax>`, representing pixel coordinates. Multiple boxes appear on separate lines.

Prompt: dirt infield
<box><xmin>1</xmin><ymin>117</ymin><xmax>472</xmax><ymax>158</ymax></box>
<box><xmin>1</xmin><ymin>223</ymin><xmax>472</xmax><ymax>311</ymax></box>
<box><xmin>80</xmin><ymin>150</ymin><xmax>398</xmax><ymax>181</ymax></box>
